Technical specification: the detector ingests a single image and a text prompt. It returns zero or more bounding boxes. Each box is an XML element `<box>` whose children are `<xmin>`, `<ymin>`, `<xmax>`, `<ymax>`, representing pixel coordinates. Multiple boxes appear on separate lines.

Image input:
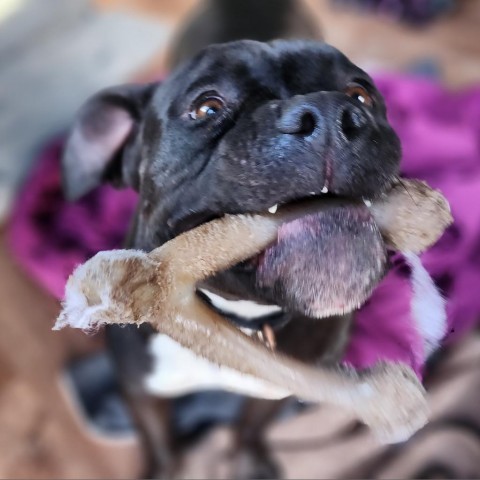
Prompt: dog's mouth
<box><xmin>255</xmin><ymin>195</ymin><xmax>387</xmax><ymax>318</ymax></box>
<box><xmin>180</xmin><ymin>191</ymin><xmax>388</xmax><ymax>320</ymax></box>
<box><xmin>238</xmin><ymin>193</ymin><xmax>375</xmax><ymax>268</ymax></box>
<box><xmin>177</xmin><ymin>190</ymin><xmax>375</xmax><ymax>240</ymax></box>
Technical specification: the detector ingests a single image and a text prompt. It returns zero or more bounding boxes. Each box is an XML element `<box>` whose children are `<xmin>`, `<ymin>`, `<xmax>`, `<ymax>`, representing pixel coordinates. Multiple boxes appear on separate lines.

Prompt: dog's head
<box><xmin>63</xmin><ymin>40</ymin><xmax>401</xmax><ymax>311</ymax></box>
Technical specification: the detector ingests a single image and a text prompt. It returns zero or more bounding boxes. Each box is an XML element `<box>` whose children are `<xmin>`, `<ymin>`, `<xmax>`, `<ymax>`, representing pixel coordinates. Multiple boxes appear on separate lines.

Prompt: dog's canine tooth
<box><xmin>321</xmin><ymin>186</ymin><xmax>328</xmax><ymax>194</ymax></box>
<box><xmin>309</xmin><ymin>191</ymin><xmax>316</xmax><ymax>196</ymax></box>
<box><xmin>262</xmin><ymin>324</ymin><xmax>276</xmax><ymax>350</ymax></box>
<box><xmin>268</xmin><ymin>204</ymin><xmax>278</xmax><ymax>214</ymax></box>
<box><xmin>256</xmin><ymin>325</ymin><xmax>276</xmax><ymax>350</ymax></box>
<box><xmin>363</xmin><ymin>198</ymin><xmax>372</xmax><ymax>207</ymax></box>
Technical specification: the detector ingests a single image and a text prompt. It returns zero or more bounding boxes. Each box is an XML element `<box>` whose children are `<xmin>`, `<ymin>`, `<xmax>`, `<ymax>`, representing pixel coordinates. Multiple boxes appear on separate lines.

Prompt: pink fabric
<box><xmin>345</xmin><ymin>258</ymin><xmax>424</xmax><ymax>376</ymax></box>
<box><xmin>7</xmin><ymin>73</ymin><xmax>480</xmax><ymax>378</ymax></box>
<box><xmin>8</xmin><ymin>139</ymin><xmax>138</xmax><ymax>299</ymax></box>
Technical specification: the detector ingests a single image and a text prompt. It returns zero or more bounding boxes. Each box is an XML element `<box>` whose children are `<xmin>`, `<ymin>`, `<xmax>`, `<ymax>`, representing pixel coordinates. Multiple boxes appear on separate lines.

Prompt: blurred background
<box><xmin>0</xmin><ymin>0</ymin><xmax>479</xmax><ymax>478</ymax></box>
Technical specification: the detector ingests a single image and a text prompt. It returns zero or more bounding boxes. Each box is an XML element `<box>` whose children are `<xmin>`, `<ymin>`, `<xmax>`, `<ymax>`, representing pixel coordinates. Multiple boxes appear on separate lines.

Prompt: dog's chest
<box><xmin>143</xmin><ymin>291</ymin><xmax>287</xmax><ymax>398</ymax></box>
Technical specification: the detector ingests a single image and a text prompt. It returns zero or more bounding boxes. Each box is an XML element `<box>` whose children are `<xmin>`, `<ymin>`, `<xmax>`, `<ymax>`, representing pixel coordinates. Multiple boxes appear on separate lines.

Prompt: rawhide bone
<box><xmin>55</xmin><ymin>179</ymin><xmax>452</xmax><ymax>443</ymax></box>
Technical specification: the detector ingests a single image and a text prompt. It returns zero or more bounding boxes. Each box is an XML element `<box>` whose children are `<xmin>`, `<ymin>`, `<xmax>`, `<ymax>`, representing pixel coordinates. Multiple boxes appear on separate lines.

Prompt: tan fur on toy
<box><xmin>54</xmin><ymin>179</ymin><xmax>452</xmax><ymax>444</ymax></box>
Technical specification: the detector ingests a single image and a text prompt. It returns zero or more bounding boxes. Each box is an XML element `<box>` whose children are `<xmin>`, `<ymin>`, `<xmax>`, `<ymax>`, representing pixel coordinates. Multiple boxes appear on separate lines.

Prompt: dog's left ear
<box><xmin>62</xmin><ymin>83</ymin><xmax>157</xmax><ymax>201</ymax></box>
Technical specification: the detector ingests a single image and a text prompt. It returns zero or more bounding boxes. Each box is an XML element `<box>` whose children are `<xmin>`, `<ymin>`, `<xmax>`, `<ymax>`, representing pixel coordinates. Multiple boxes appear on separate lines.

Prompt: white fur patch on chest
<box><xmin>144</xmin><ymin>334</ymin><xmax>288</xmax><ymax>399</ymax></box>
<box><xmin>144</xmin><ymin>291</ymin><xmax>287</xmax><ymax>398</ymax></box>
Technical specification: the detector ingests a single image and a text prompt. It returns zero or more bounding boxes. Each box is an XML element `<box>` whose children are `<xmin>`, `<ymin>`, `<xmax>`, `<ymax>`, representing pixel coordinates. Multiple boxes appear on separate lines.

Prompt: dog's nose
<box><xmin>277</xmin><ymin>96</ymin><xmax>368</xmax><ymax>141</ymax></box>
<box><xmin>339</xmin><ymin>103</ymin><xmax>367</xmax><ymax>141</ymax></box>
<box><xmin>276</xmin><ymin>102</ymin><xmax>321</xmax><ymax>136</ymax></box>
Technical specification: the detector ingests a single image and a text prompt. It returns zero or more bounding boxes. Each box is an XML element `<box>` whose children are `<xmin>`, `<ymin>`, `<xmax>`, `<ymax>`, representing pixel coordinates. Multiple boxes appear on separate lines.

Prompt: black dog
<box><xmin>62</xmin><ymin>39</ymin><xmax>401</xmax><ymax>478</ymax></box>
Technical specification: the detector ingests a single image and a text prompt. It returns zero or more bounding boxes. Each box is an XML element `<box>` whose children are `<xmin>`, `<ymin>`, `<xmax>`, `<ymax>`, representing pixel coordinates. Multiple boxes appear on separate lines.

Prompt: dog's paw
<box><xmin>354</xmin><ymin>362</ymin><xmax>429</xmax><ymax>444</ymax></box>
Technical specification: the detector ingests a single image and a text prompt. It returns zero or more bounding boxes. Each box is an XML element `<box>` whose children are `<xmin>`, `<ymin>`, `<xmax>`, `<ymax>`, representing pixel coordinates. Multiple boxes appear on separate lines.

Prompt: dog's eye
<box><xmin>189</xmin><ymin>95</ymin><xmax>225</xmax><ymax>120</ymax></box>
<box><xmin>344</xmin><ymin>83</ymin><xmax>374</xmax><ymax>107</ymax></box>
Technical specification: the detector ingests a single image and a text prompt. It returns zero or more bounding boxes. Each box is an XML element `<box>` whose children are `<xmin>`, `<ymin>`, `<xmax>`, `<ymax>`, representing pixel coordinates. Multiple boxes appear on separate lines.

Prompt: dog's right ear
<box><xmin>62</xmin><ymin>83</ymin><xmax>157</xmax><ymax>201</ymax></box>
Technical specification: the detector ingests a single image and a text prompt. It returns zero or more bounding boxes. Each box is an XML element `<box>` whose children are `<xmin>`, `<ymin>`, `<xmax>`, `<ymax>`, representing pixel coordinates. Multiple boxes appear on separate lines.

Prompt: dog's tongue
<box><xmin>256</xmin><ymin>204</ymin><xmax>387</xmax><ymax>318</ymax></box>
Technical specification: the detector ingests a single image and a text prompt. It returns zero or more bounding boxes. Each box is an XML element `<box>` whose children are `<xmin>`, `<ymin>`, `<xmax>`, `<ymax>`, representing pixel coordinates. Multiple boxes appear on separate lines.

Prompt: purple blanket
<box><xmin>330</xmin><ymin>0</ymin><xmax>456</xmax><ymax>25</ymax></box>
<box><xmin>7</xmin><ymin>73</ymin><xmax>480</xmax><ymax>378</ymax></box>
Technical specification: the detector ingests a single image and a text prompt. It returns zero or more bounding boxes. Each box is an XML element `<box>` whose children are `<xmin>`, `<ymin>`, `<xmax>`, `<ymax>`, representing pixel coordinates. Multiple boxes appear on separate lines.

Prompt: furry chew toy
<box><xmin>54</xmin><ymin>178</ymin><xmax>452</xmax><ymax>444</ymax></box>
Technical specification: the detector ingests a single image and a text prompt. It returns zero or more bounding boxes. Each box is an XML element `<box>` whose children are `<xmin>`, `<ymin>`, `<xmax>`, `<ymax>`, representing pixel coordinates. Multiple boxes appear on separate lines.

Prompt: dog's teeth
<box><xmin>309</xmin><ymin>191</ymin><xmax>316</xmax><ymax>196</ymax></box>
<box><xmin>268</xmin><ymin>204</ymin><xmax>278</xmax><ymax>214</ymax></box>
<box><xmin>363</xmin><ymin>198</ymin><xmax>372</xmax><ymax>207</ymax></box>
<box><xmin>321</xmin><ymin>186</ymin><xmax>328</xmax><ymax>194</ymax></box>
